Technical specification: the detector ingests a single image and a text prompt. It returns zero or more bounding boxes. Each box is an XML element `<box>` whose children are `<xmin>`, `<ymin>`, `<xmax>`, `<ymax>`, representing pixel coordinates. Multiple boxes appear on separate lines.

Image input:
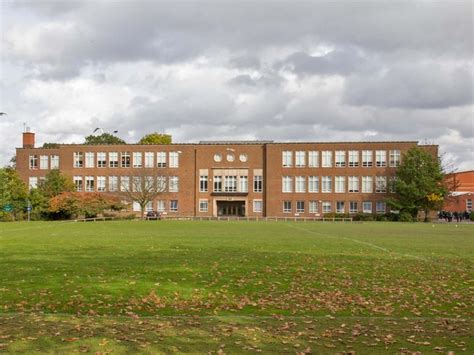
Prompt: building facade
<box><xmin>16</xmin><ymin>131</ymin><xmax>438</xmax><ymax>217</ymax></box>
<box><xmin>443</xmin><ymin>170</ymin><xmax>474</xmax><ymax>213</ymax></box>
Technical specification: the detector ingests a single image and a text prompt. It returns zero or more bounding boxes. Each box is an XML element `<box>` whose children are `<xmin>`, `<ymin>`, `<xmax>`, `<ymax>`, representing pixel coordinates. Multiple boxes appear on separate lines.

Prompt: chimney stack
<box><xmin>22</xmin><ymin>127</ymin><xmax>35</xmax><ymax>148</ymax></box>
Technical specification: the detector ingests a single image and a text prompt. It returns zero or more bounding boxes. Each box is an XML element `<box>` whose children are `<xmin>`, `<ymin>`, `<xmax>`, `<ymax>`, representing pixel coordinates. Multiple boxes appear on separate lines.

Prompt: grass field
<box><xmin>0</xmin><ymin>220</ymin><xmax>472</xmax><ymax>353</ymax></box>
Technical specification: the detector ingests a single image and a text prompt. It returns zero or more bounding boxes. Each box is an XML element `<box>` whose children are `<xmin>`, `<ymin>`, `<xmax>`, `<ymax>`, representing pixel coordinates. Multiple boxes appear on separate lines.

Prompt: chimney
<box><xmin>22</xmin><ymin>127</ymin><xmax>35</xmax><ymax>148</ymax></box>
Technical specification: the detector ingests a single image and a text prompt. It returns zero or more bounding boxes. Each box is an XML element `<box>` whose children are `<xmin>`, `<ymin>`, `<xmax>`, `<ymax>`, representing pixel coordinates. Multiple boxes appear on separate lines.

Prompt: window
<box><xmin>40</xmin><ymin>155</ymin><xmax>49</xmax><ymax>170</ymax></box>
<box><xmin>349</xmin><ymin>201</ymin><xmax>358</xmax><ymax>214</ymax></box>
<box><xmin>253</xmin><ymin>175</ymin><xmax>263</xmax><ymax>192</ymax></box>
<box><xmin>309</xmin><ymin>201</ymin><xmax>319</xmax><ymax>213</ymax></box>
<box><xmin>296</xmin><ymin>201</ymin><xmax>305</xmax><ymax>213</ymax></box>
<box><xmin>322</xmin><ymin>151</ymin><xmax>332</xmax><ymax>167</ymax></box>
<box><xmin>283</xmin><ymin>201</ymin><xmax>292</xmax><ymax>213</ymax></box>
<box><xmin>376</xmin><ymin>201</ymin><xmax>386</xmax><ymax>214</ymax></box>
<box><xmin>144</xmin><ymin>152</ymin><xmax>154</xmax><ymax>168</ymax></box>
<box><xmin>144</xmin><ymin>176</ymin><xmax>154</xmax><ymax>190</ymax></box>
<box><xmin>85</xmin><ymin>152</ymin><xmax>94</xmax><ymax>168</ymax></box>
<box><xmin>295</xmin><ymin>151</ymin><xmax>305</xmax><ymax>167</ymax></box>
<box><xmin>240</xmin><ymin>176</ymin><xmax>248</xmax><ymax>193</ymax></box>
<box><xmin>362</xmin><ymin>176</ymin><xmax>373</xmax><ymax>193</ymax></box>
<box><xmin>109</xmin><ymin>176</ymin><xmax>118</xmax><ymax>192</ymax></box>
<box><xmin>109</xmin><ymin>152</ymin><xmax>118</xmax><ymax>168</ymax></box>
<box><xmin>157</xmin><ymin>176</ymin><xmax>167</xmax><ymax>192</ymax></box>
<box><xmin>335</xmin><ymin>151</ymin><xmax>346</xmax><ymax>167</ymax></box>
<box><xmin>200</xmin><ymin>175</ymin><xmax>208</xmax><ymax>192</ymax></box>
<box><xmin>322</xmin><ymin>176</ymin><xmax>332</xmax><ymax>193</ymax></box>
<box><xmin>29</xmin><ymin>177</ymin><xmax>38</xmax><ymax>190</ymax></box>
<box><xmin>157</xmin><ymin>200</ymin><xmax>166</xmax><ymax>212</ymax></box>
<box><xmin>170</xmin><ymin>200</ymin><xmax>178</xmax><ymax>212</ymax></box>
<box><xmin>97</xmin><ymin>176</ymin><xmax>106</xmax><ymax>192</ymax></box>
<box><xmin>362</xmin><ymin>201</ymin><xmax>372</xmax><ymax>213</ymax></box>
<box><xmin>282</xmin><ymin>151</ymin><xmax>292</xmax><ymax>167</ymax></box>
<box><xmin>214</xmin><ymin>176</ymin><xmax>222</xmax><ymax>192</ymax></box>
<box><xmin>322</xmin><ymin>201</ymin><xmax>332</xmax><ymax>213</ymax></box>
<box><xmin>467</xmin><ymin>199</ymin><xmax>473</xmax><ymax>212</ymax></box>
<box><xmin>253</xmin><ymin>200</ymin><xmax>263</xmax><ymax>213</ymax></box>
<box><xmin>146</xmin><ymin>201</ymin><xmax>153</xmax><ymax>212</ymax></box>
<box><xmin>85</xmin><ymin>176</ymin><xmax>94</xmax><ymax>192</ymax></box>
<box><xmin>214</xmin><ymin>153</ymin><xmax>222</xmax><ymax>162</ymax></box>
<box><xmin>390</xmin><ymin>150</ymin><xmax>401</xmax><ymax>167</ymax></box>
<box><xmin>121</xmin><ymin>152</ymin><xmax>131</xmax><ymax>168</ymax></box>
<box><xmin>169</xmin><ymin>152</ymin><xmax>179</xmax><ymax>168</ymax></box>
<box><xmin>239</xmin><ymin>154</ymin><xmax>248</xmax><ymax>162</ymax></box>
<box><xmin>308</xmin><ymin>151</ymin><xmax>319</xmax><ymax>167</ymax></box>
<box><xmin>348</xmin><ymin>176</ymin><xmax>359</xmax><ymax>193</ymax></box>
<box><xmin>132</xmin><ymin>177</ymin><xmax>141</xmax><ymax>192</ymax></box>
<box><xmin>133</xmin><ymin>202</ymin><xmax>141</xmax><ymax>212</ymax></box>
<box><xmin>157</xmin><ymin>152</ymin><xmax>167</xmax><ymax>167</ymax></box>
<box><xmin>73</xmin><ymin>152</ymin><xmax>83</xmax><ymax>168</ymax></box>
<box><xmin>120</xmin><ymin>176</ymin><xmax>130</xmax><ymax>192</ymax></box>
<box><xmin>375</xmin><ymin>176</ymin><xmax>387</xmax><ymax>193</ymax></box>
<box><xmin>199</xmin><ymin>199</ymin><xmax>208</xmax><ymax>212</ymax></box>
<box><xmin>295</xmin><ymin>176</ymin><xmax>306</xmax><ymax>193</ymax></box>
<box><xmin>362</xmin><ymin>150</ymin><xmax>373</xmax><ymax>167</ymax></box>
<box><xmin>336</xmin><ymin>201</ymin><xmax>345</xmax><ymax>213</ymax></box>
<box><xmin>349</xmin><ymin>151</ymin><xmax>359</xmax><ymax>167</ymax></box>
<box><xmin>50</xmin><ymin>155</ymin><xmax>59</xmax><ymax>169</ymax></box>
<box><xmin>29</xmin><ymin>155</ymin><xmax>38</xmax><ymax>170</ymax></box>
<box><xmin>133</xmin><ymin>152</ymin><xmax>143</xmax><ymax>168</ymax></box>
<box><xmin>226</xmin><ymin>154</ymin><xmax>235</xmax><ymax>162</ymax></box>
<box><xmin>282</xmin><ymin>176</ymin><xmax>292</xmax><ymax>193</ymax></box>
<box><xmin>97</xmin><ymin>152</ymin><xmax>106</xmax><ymax>168</ymax></box>
<box><xmin>308</xmin><ymin>176</ymin><xmax>319</xmax><ymax>193</ymax></box>
<box><xmin>74</xmin><ymin>176</ymin><xmax>83</xmax><ymax>192</ymax></box>
<box><xmin>376</xmin><ymin>150</ymin><xmax>387</xmax><ymax>167</ymax></box>
<box><xmin>169</xmin><ymin>176</ymin><xmax>179</xmax><ymax>192</ymax></box>
<box><xmin>224</xmin><ymin>176</ymin><xmax>237</xmax><ymax>192</ymax></box>
<box><xmin>335</xmin><ymin>176</ymin><xmax>345</xmax><ymax>193</ymax></box>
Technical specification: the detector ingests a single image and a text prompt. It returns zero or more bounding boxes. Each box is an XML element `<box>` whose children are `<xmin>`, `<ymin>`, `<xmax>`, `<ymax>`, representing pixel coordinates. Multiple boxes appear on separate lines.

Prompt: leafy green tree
<box><xmin>0</xmin><ymin>168</ymin><xmax>28</xmax><ymax>221</ymax></box>
<box><xmin>84</xmin><ymin>133</ymin><xmax>125</xmax><ymax>145</ymax></box>
<box><xmin>37</xmin><ymin>170</ymin><xmax>75</xmax><ymax>199</ymax></box>
<box><xmin>138</xmin><ymin>132</ymin><xmax>172</xmax><ymax>145</ymax></box>
<box><xmin>387</xmin><ymin>147</ymin><xmax>447</xmax><ymax>221</ymax></box>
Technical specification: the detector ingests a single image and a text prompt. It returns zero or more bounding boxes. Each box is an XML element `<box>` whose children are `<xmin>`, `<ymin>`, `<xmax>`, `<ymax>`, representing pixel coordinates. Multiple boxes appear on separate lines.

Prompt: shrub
<box><xmin>352</xmin><ymin>213</ymin><xmax>374</xmax><ymax>221</ymax></box>
<box><xmin>470</xmin><ymin>211</ymin><xmax>474</xmax><ymax>222</ymax></box>
<box><xmin>399</xmin><ymin>211</ymin><xmax>413</xmax><ymax>222</ymax></box>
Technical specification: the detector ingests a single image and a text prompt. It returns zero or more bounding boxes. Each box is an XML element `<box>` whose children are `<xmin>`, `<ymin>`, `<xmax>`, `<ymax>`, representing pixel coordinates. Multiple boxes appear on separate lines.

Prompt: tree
<box><xmin>387</xmin><ymin>147</ymin><xmax>447</xmax><ymax>221</ymax></box>
<box><xmin>138</xmin><ymin>132</ymin><xmax>172</xmax><ymax>145</ymax></box>
<box><xmin>0</xmin><ymin>168</ymin><xmax>28</xmax><ymax>221</ymax></box>
<box><xmin>49</xmin><ymin>192</ymin><xmax>122</xmax><ymax>219</ymax></box>
<box><xmin>84</xmin><ymin>133</ymin><xmax>126</xmax><ymax>145</ymax></box>
<box><xmin>37</xmin><ymin>170</ymin><xmax>75</xmax><ymax>199</ymax></box>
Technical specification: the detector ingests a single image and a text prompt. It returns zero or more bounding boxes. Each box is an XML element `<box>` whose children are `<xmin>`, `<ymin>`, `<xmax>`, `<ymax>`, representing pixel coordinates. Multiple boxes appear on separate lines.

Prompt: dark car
<box><xmin>146</xmin><ymin>211</ymin><xmax>160</xmax><ymax>220</ymax></box>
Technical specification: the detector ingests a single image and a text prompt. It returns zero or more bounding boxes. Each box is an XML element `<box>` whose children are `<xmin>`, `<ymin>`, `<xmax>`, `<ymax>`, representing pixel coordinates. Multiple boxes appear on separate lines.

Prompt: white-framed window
<box><xmin>309</xmin><ymin>201</ymin><xmax>318</xmax><ymax>213</ymax></box>
<box><xmin>170</xmin><ymin>200</ymin><xmax>178</xmax><ymax>212</ymax></box>
<box><xmin>199</xmin><ymin>199</ymin><xmax>208</xmax><ymax>212</ymax></box>
<box><xmin>362</xmin><ymin>176</ymin><xmax>373</xmax><ymax>193</ymax></box>
<box><xmin>133</xmin><ymin>152</ymin><xmax>143</xmax><ymax>168</ymax></box>
<box><xmin>109</xmin><ymin>176</ymin><xmax>118</xmax><ymax>192</ymax></box>
<box><xmin>133</xmin><ymin>201</ymin><xmax>141</xmax><ymax>212</ymax></box>
<box><xmin>29</xmin><ymin>155</ymin><xmax>38</xmax><ymax>170</ymax></box>
<box><xmin>157</xmin><ymin>176</ymin><xmax>167</xmax><ymax>192</ymax></box>
<box><xmin>29</xmin><ymin>176</ymin><xmax>38</xmax><ymax>190</ymax></box>
<box><xmin>362</xmin><ymin>201</ymin><xmax>372</xmax><ymax>213</ymax></box>
<box><xmin>169</xmin><ymin>152</ymin><xmax>179</xmax><ymax>168</ymax></box>
<box><xmin>132</xmin><ymin>176</ymin><xmax>141</xmax><ymax>192</ymax></box>
<box><xmin>466</xmin><ymin>199</ymin><xmax>472</xmax><ymax>212</ymax></box>
<box><xmin>200</xmin><ymin>175</ymin><xmax>208</xmax><ymax>192</ymax></box>
<box><xmin>157</xmin><ymin>200</ymin><xmax>166</xmax><ymax>212</ymax></box>
<box><xmin>349</xmin><ymin>201</ymin><xmax>358</xmax><ymax>214</ymax></box>
<box><xmin>85</xmin><ymin>152</ymin><xmax>94</xmax><ymax>168</ymax></box>
<box><xmin>322</xmin><ymin>201</ymin><xmax>332</xmax><ymax>213</ymax></box>
<box><xmin>283</xmin><ymin>201</ymin><xmax>292</xmax><ymax>213</ymax></box>
<box><xmin>335</xmin><ymin>176</ymin><xmax>345</xmax><ymax>193</ymax></box>
<box><xmin>308</xmin><ymin>151</ymin><xmax>319</xmax><ymax>168</ymax></box>
<box><xmin>97</xmin><ymin>176</ymin><xmax>106</xmax><ymax>192</ymax></box>
<box><xmin>157</xmin><ymin>152</ymin><xmax>167</xmax><ymax>167</ymax></box>
<box><xmin>96</xmin><ymin>152</ymin><xmax>106</xmax><ymax>168</ymax></box>
<box><xmin>335</xmin><ymin>151</ymin><xmax>346</xmax><ymax>167</ymax></box>
<box><xmin>144</xmin><ymin>152</ymin><xmax>154</xmax><ymax>168</ymax></box>
<box><xmin>40</xmin><ymin>155</ymin><xmax>49</xmax><ymax>170</ymax></box>
<box><xmin>224</xmin><ymin>176</ymin><xmax>237</xmax><ymax>192</ymax></box>
<box><xmin>253</xmin><ymin>200</ymin><xmax>263</xmax><ymax>213</ymax></box>
<box><xmin>144</xmin><ymin>176</ymin><xmax>154</xmax><ymax>191</ymax></box>
<box><xmin>146</xmin><ymin>201</ymin><xmax>153</xmax><ymax>212</ymax></box>
<box><xmin>120</xmin><ymin>176</ymin><xmax>130</xmax><ymax>192</ymax></box>
<box><xmin>85</xmin><ymin>176</ymin><xmax>94</xmax><ymax>192</ymax></box>
<box><xmin>308</xmin><ymin>176</ymin><xmax>319</xmax><ymax>193</ymax></box>
<box><xmin>214</xmin><ymin>176</ymin><xmax>222</xmax><ymax>192</ymax></box>
<box><xmin>362</xmin><ymin>150</ymin><xmax>373</xmax><ymax>167</ymax></box>
<box><xmin>322</xmin><ymin>151</ymin><xmax>332</xmax><ymax>168</ymax></box>
<box><xmin>349</xmin><ymin>150</ymin><xmax>359</xmax><ymax>167</ymax></box>
<box><xmin>73</xmin><ymin>176</ymin><xmax>83</xmax><ymax>191</ymax></box>
<box><xmin>375</xmin><ymin>176</ymin><xmax>387</xmax><ymax>193</ymax></box>
<box><xmin>348</xmin><ymin>176</ymin><xmax>359</xmax><ymax>193</ymax></box>
<box><xmin>253</xmin><ymin>175</ymin><xmax>262</xmax><ymax>192</ymax></box>
<box><xmin>109</xmin><ymin>152</ymin><xmax>118</xmax><ymax>168</ymax></box>
<box><xmin>282</xmin><ymin>151</ymin><xmax>292</xmax><ymax>167</ymax></box>
<box><xmin>390</xmin><ymin>150</ymin><xmax>401</xmax><ymax>167</ymax></box>
<box><xmin>282</xmin><ymin>176</ymin><xmax>293</xmax><ymax>193</ymax></box>
<box><xmin>240</xmin><ymin>176</ymin><xmax>248</xmax><ymax>193</ymax></box>
<box><xmin>295</xmin><ymin>176</ymin><xmax>306</xmax><ymax>193</ymax></box>
<box><xmin>376</xmin><ymin>201</ymin><xmax>386</xmax><ymax>214</ymax></box>
<box><xmin>295</xmin><ymin>151</ymin><xmax>305</xmax><ymax>167</ymax></box>
<box><xmin>376</xmin><ymin>150</ymin><xmax>387</xmax><ymax>167</ymax></box>
<box><xmin>322</xmin><ymin>176</ymin><xmax>332</xmax><ymax>193</ymax></box>
<box><xmin>336</xmin><ymin>201</ymin><xmax>345</xmax><ymax>213</ymax></box>
<box><xmin>296</xmin><ymin>201</ymin><xmax>305</xmax><ymax>213</ymax></box>
<box><xmin>50</xmin><ymin>155</ymin><xmax>59</xmax><ymax>169</ymax></box>
<box><xmin>73</xmin><ymin>152</ymin><xmax>83</xmax><ymax>168</ymax></box>
<box><xmin>121</xmin><ymin>152</ymin><xmax>131</xmax><ymax>168</ymax></box>
<box><xmin>169</xmin><ymin>176</ymin><xmax>179</xmax><ymax>192</ymax></box>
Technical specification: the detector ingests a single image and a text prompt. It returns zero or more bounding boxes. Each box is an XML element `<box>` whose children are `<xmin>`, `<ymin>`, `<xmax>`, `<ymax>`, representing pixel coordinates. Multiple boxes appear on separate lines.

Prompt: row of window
<box><xmin>282</xmin><ymin>176</ymin><xmax>393</xmax><ymax>193</ymax></box>
<box><xmin>28</xmin><ymin>155</ymin><xmax>60</xmax><ymax>170</ymax></box>
<box><xmin>135</xmin><ymin>200</ymin><xmax>179</xmax><ymax>213</ymax></box>
<box><xmin>282</xmin><ymin>200</ymin><xmax>387</xmax><ymax>214</ymax></box>
<box><xmin>199</xmin><ymin>175</ymin><xmax>263</xmax><ymax>193</ymax></box>
<box><xmin>282</xmin><ymin>150</ymin><xmax>401</xmax><ymax>168</ymax></box>
<box><xmin>72</xmin><ymin>151</ymin><xmax>180</xmax><ymax>169</ymax></box>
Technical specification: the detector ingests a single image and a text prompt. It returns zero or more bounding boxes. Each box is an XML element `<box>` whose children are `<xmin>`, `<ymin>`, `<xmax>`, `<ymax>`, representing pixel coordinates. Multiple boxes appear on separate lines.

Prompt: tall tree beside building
<box><xmin>0</xmin><ymin>168</ymin><xmax>28</xmax><ymax>221</ymax></box>
<box><xmin>84</xmin><ymin>133</ymin><xmax>126</xmax><ymax>145</ymax></box>
<box><xmin>138</xmin><ymin>133</ymin><xmax>172</xmax><ymax>145</ymax></box>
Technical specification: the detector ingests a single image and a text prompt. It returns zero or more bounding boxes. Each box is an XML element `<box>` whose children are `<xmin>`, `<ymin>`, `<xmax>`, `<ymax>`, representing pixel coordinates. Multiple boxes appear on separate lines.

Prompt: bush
<box><xmin>470</xmin><ymin>211</ymin><xmax>474</xmax><ymax>222</ymax></box>
<box><xmin>352</xmin><ymin>213</ymin><xmax>374</xmax><ymax>221</ymax></box>
<box><xmin>323</xmin><ymin>213</ymin><xmax>350</xmax><ymax>219</ymax></box>
<box><xmin>399</xmin><ymin>211</ymin><xmax>413</xmax><ymax>222</ymax></box>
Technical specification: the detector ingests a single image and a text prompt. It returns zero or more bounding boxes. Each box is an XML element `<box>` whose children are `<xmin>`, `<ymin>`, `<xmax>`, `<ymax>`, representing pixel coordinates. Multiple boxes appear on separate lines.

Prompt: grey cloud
<box><xmin>229</xmin><ymin>55</ymin><xmax>261</xmax><ymax>70</ymax></box>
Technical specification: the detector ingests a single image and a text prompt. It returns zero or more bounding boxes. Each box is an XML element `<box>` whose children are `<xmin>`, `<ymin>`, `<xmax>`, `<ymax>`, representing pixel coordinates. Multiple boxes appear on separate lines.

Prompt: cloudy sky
<box><xmin>1</xmin><ymin>1</ymin><xmax>473</xmax><ymax>170</ymax></box>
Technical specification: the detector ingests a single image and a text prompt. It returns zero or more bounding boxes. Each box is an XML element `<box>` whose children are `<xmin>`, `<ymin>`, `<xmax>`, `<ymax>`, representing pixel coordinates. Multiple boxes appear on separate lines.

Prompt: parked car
<box><xmin>146</xmin><ymin>211</ymin><xmax>160</xmax><ymax>220</ymax></box>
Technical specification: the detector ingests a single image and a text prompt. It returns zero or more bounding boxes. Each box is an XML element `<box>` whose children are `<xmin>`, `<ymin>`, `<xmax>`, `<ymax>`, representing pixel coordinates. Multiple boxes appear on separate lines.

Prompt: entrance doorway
<box><xmin>217</xmin><ymin>201</ymin><xmax>246</xmax><ymax>217</ymax></box>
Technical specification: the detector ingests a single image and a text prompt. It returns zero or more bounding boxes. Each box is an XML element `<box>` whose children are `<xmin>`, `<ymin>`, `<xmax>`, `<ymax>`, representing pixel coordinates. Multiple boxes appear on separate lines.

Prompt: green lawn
<box><xmin>0</xmin><ymin>220</ymin><xmax>472</xmax><ymax>353</ymax></box>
